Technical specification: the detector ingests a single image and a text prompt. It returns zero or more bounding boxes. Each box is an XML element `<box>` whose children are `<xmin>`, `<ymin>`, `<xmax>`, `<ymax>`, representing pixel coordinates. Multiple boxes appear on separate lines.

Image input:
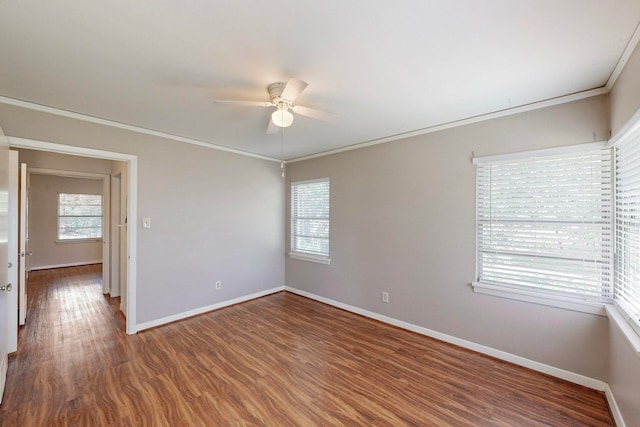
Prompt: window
<box><xmin>474</xmin><ymin>144</ymin><xmax>613</xmax><ymax>311</ymax></box>
<box><xmin>614</xmin><ymin>129</ymin><xmax>640</xmax><ymax>335</ymax></box>
<box><xmin>290</xmin><ymin>178</ymin><xmax>330</xmax><ymax>264</ymax></box>
<box><xmin>58</xmin><ymin>193</ymin><xmax>103</xmax><ymax>240</ymax></box>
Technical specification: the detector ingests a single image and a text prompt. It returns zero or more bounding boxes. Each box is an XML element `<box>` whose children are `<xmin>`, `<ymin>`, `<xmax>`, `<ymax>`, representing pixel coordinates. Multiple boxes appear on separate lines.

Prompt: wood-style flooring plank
<box><xmin>0</xmin><ymin>264</ymin><xmax>615</xmax><ymax>426</ymax></box>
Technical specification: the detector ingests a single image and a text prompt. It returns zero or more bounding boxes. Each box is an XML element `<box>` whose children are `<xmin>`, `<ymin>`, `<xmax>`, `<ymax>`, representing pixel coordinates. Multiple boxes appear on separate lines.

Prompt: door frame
<box><xmin>8</xmin><ymin>137</ymin><xmax>138</xmax><ymax>335</ymax></box>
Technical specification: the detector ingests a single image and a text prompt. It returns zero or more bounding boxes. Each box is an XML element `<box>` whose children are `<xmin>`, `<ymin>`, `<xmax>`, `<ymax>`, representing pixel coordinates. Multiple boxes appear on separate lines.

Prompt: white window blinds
<box><xmin>58</xmin><ymin>193</ymin><xmax>103</xmax><ymax>240</ymax></box>
<box><xmin>476</xmin><ymin>147</ymin><xmax>612</xmax><ymax>301</ymax></box>
<box><xmin>614</xmin><ymin>131</ymin><xmax>640</xmax><ymax>334</ymax></box>
<box><xmin>291</xmin><ymin>178</ymin><xmax>330</xmax><ymax>258</ymax></box>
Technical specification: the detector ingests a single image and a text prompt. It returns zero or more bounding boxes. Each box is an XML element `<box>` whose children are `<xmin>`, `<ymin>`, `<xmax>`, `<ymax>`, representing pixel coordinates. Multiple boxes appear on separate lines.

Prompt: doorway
<box><xmin>9</xmin><ymin>137</ymin><xmax>138</xmax><ymax>335</ymax></box>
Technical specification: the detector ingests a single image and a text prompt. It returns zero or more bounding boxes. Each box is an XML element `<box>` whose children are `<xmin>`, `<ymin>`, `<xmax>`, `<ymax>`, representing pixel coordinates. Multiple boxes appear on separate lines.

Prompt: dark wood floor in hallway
<box><xmin>0</xmin><ymin>264</ymin><xmax>614</xmax><ymax>426</ymax></box>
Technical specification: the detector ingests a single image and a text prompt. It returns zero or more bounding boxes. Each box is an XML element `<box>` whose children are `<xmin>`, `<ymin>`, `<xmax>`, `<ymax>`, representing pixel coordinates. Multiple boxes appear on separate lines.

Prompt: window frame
<box><xmin>289</xmin><ymin>177</ymin><xmax>330</xmax><ymax>265</ymax></box>
<box><xmin>472</xmin><ymin>142</ymin><xmax>613</xmax><ymax>316</ymax></box>
<box><xmin>57</xmin><ymin>192</ymin><xmax>104</xmax><ymax>242</ymax></box>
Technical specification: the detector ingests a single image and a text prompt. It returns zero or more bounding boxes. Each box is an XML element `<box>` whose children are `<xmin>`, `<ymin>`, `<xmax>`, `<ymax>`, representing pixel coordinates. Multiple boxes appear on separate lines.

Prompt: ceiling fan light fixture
<box><xmin>272</xmin><ymin>107</ymin><xmax>294</xmax><ymax>128</ymax></box>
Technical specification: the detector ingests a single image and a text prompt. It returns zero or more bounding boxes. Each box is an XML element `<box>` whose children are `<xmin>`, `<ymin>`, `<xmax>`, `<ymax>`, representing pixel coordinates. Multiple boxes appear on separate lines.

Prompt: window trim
<box><xmin>288</xmin><ymin>251</ymin><xmax>331</xmax><ymax>265</ymax></box>
<box><xmin>290</xmin><ymin>177</ymin><xmax>331</xmax><ymax>265</ymax></box>
<box><xmin>472</xmin><ymin>141</ymin><xmax>612</xmax><ymax>316</ymax></box>
<box><xmin>472</xmin><ymin>141</ymin><xmax>609</xmax><ymax>165</ymax></box>
<box><xmin>57</xmin><ymin>192</ymin><xmax>104</xmax><ymax>241</ymax></box>
<box><xmin>472</xmin><ymin>282</ymin><xmax>607</xmax><ymax>316</ymax></box>
<box><xmin>55</xmin><ymin>238</ymin><xmax>102</xmax><ymax>244</ymax></box>
<box><xmin>606</xmin><ymin>304</ymin><xmax>640</xmax><ymax>354</ymax></box>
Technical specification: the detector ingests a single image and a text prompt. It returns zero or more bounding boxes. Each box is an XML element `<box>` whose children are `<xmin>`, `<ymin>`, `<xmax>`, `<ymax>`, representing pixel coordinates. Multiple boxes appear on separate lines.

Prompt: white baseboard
<box><xmin>0</xmin><ymin>352</ymin><xmax>8</xmax><ymax>404</ymax></box>
<box><xmin>136</xmin><ymin>286</ymin><xmax>285</xmax><ymax>332</ymax></box>
<box><xmin>605</xmin><ymin>384</ymin><xmax>626</xmax><ymax>427</ymax></box>
<box><xmin>31</xmin><ymin>260</ymin><xmax>102</xmax><ymax>271</ymax></box>
<box><xmin>285</xmin><ymin>286</ymin><xmax>607</xmax><ymax>392</ymax></box>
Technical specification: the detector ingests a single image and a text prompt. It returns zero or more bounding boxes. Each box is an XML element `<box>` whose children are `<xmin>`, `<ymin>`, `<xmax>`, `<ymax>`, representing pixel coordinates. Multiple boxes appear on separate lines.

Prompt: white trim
<box><xmin>288</xmin><ymin>88</ymin><xmax>608</xmax><ymax>163</ymax></box>
<box><xmin>8</xmin><ymin>136</ymin><xmax>139</xmax><ymax>335</ymax></box>
<box><xmin>472</xmin><ymin>141</ymin><xmax>609</xmax><ymax>164</ymax></box>
<box><xmin>0</xmin><ymin>352</ymin><xmax>7</xmax><ymax>404</ymax></box>
<box><xmin>30</xmin><ymin>260</ymin><xmax>102</xmax><ymax>271</ymax></box>
<box><xmin>11</xmin><ymin>136</ymin><xmax>131</xmax><ymax>161</ymax></box>
<box><xmin>0</xmin><ymin>96</ymin><xmax>280</xmax><ymax>162</ymax></box>
<box><xmin>290</xmin><ymin>177</ymin><xmax>328</xmax><ymax>186</ymax></box>
<box><xmin>606</xmin><ymin>20</ymin><xmax>640</xmax><ymax>92</ymax></box>
<box><xmin>605</xmin><ymin>384</ymin><xmax>627</xmax><ymax>427</ymax></box>
<box><xmin>126</xmin><ymin>158</ymin><xmax>137</xmax><ymax>334</ymax></box>
<box><xmin>605</xmin><ymin>304</ymin><xmax>640</xmax><ymax>354</ymax></box>
<box><xmin>472</xmin><ymin>282</ymin><xmax>608</xmax><ymax>316</ymax></box>
<box><xmin>285</xmin><ymin>286</ymin><xmax>607</xmax><ymax>391</ymax></box>
<box><xmin>288</xmin><ymin>252</ymin><xmax>330</xmax><ymax>265</ymax></box>
<box><xmin>136</xmin><ymin>286</ymin><xmax>284</xmax><ymax>332</ymax></box>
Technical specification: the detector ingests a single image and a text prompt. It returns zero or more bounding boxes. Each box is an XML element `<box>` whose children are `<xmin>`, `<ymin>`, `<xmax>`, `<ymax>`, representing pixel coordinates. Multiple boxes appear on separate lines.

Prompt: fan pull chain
<box><xmin>280</xmin><ymin>126</ymin><xmax>285</xmax><ymax>178</ymax></box>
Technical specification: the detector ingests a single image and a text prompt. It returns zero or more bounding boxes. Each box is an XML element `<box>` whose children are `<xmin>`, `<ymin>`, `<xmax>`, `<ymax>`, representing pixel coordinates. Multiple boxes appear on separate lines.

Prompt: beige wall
<box><xmin>28</xmin><ymin>174</ymin><xmax>103</xmax><ymax>269</ymax></box>
<box><xmin>0</xmin><ymin>104</ymin><xmax>285</xmax><ymax>325</ymax></box>
<box><xmin>607</xmin><ymin>41</ymin><xmax>640</xmax><ymax>427</ymax></box>
<box><xmin>610</xmin><ymin>42</ymin><xmax>640</xmax><ymax>136</ymax></box>
<box><xmin>18</xmin><ymin>148</ymin><xmax>114</xmax><ymax>175</ymax></box>
<box><xmin>286</xmin><ymin>95</ymin><xmax>610</xmax><ymax>380</ymax></box>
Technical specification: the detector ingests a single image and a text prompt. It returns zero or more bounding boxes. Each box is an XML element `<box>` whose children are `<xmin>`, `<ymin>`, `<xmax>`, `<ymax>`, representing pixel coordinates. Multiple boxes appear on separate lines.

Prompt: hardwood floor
<box><xmin>0</xmin><ymin>265</ymin><xmax>614</xmax><ymax>426</ymax></box>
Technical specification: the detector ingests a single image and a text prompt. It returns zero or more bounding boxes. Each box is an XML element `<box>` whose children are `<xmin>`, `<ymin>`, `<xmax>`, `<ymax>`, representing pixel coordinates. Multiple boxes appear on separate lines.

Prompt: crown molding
<box><xmin>0</xmin><ymin>96</ymin><xmax>280</xmax><ymax>163</ymax></box>
<box><xmin>288</xmin><ymin>87</ymin><xmax>608</xmax><ymax>163</ymax></box>
<box><xmin>606</xmin><ymin>20</ymin><xmax>640</xmax><ymax>91</ymax></box>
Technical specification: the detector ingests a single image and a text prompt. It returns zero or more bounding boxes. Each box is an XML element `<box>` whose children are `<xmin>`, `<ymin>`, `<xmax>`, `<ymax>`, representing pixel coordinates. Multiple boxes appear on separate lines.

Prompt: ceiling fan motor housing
<box><xmin>268</xmin><ymin>82</ymin><xmax>291</xmax><ymax>107</ymax></box>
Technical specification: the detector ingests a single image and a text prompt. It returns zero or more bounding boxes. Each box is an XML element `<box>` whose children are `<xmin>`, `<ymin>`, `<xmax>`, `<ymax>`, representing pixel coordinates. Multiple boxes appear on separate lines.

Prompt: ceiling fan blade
<box><xmin>281</xmin><ymin>78</ymin><xmax>308</xmax><ymax>102</ymax></box>
<box><xmin>266</xmin><ymin>120</ymin><xmax>279</xmax><ymax>134</ymax></box>
<box><xmin>292</xmin><ymin>105</ymin><xmax>334</xmax><ymax>122</ymax></box>
<box><xmin>214</xmin><ymin>100</ymin><xmax>272</xmax><ymax>107</ymax></box>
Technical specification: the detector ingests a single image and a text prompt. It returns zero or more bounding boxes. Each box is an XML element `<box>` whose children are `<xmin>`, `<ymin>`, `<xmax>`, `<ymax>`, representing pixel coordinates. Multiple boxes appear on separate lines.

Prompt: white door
<box><xmin>110</xmin><ymin>174</ymin><xmax>121</xmax><ymax>297</ymax></box>
<box><xmin>120</xmin><ymin>190</ymin><xmax>127</xmax><ymax>315</ymax></box>
<box><xmin>18</xmin><ymin>164</ymin><xmax>27</xmax><ymax>326</ymax></box>
<box><xmin>0</xmin><ymin>128</ymin><xmax>11</xmax><ymax>403</ymax></box>
<box><xmin>7</xmin><ymin>152</ymin><xmax>18</xmax><ymax>354</ymax></box>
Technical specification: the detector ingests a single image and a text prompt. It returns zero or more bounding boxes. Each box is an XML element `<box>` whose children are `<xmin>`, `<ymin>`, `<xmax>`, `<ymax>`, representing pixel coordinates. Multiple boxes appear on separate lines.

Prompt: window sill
<box><xmin>55</xmin><ymin>238</ymin><xmax>102</xmax><ymax>244</ymax></box>
<box><xmin>288</xmin><ymin>252</ymin><xmax>330</xmax><ymax>265</ymax></box>
<box><xmin>472</xmin><ymin>282</ymin><xmax>607</xmax><ymax>316</ymax></box>
<box><xmin>605</xmin><ymin>304</ymin><xmax>640</xmax><ymax>355</ymax></box>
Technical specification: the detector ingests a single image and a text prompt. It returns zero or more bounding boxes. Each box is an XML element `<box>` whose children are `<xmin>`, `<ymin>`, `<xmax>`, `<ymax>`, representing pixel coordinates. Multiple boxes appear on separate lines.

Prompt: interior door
<box><xmin>18</xmin><ymin>163</ymin><xmax>27</xmax><ymax>326</ymax></box>
<box><xmin>0</xmin><ymin>127</ymin><xmax>11</xmax><ymax>403</ymax></box>
<box><xmin>120</xmin><ymin>191</ymin><xmax>127</xmax><ymax>315</ymax></box>
<box><xmin>7</xmin><ymin>152</ymin><xmax>18</xmax><ymax>354</ymax></box>
<box><xmin>110</xmin><ymin>174</ymin><xmax>121</xmax><ymax>297</ymax></box>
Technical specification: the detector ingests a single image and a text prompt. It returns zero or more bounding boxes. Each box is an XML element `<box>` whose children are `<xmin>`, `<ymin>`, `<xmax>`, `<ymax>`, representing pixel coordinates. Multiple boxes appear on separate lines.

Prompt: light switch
<box><xmin>142</xmin><ymin>217</ymin><xmax>151</xmax><ymax>229</ymax></box>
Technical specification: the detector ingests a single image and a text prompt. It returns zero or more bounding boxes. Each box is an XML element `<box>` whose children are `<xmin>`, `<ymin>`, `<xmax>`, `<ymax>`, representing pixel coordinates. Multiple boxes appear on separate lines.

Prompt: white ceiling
<box><xmin>1</xmin><ymin>1</ymin><xmax>639</xmax><ymax>160</ymax></box>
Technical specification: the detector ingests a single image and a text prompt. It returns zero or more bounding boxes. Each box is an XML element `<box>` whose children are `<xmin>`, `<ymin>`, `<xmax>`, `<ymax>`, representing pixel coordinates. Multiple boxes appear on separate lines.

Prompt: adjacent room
<box><xmin>0</xmin><ymin>2</ymin><xmax>639</xmax><ymax>425</ymax></box>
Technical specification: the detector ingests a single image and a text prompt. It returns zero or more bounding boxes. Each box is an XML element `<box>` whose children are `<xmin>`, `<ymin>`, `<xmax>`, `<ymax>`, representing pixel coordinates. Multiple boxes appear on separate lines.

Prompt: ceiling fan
<box><xmin>214</xmin><ymin>78</ymin><xmax>332</xmax><ymax>133</ymax></box>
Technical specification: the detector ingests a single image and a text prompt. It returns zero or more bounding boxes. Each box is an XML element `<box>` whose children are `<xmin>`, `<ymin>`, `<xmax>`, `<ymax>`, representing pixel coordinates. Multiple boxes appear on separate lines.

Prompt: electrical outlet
<box><xmin>215</xmin><ymin>280</ymin><xmax>222</xmax><ymax>290</ymax></box>
<box><xmin>382</xmin><ymin>291</ymin><xmax>389</xmax><ymax>303</ymax></box>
